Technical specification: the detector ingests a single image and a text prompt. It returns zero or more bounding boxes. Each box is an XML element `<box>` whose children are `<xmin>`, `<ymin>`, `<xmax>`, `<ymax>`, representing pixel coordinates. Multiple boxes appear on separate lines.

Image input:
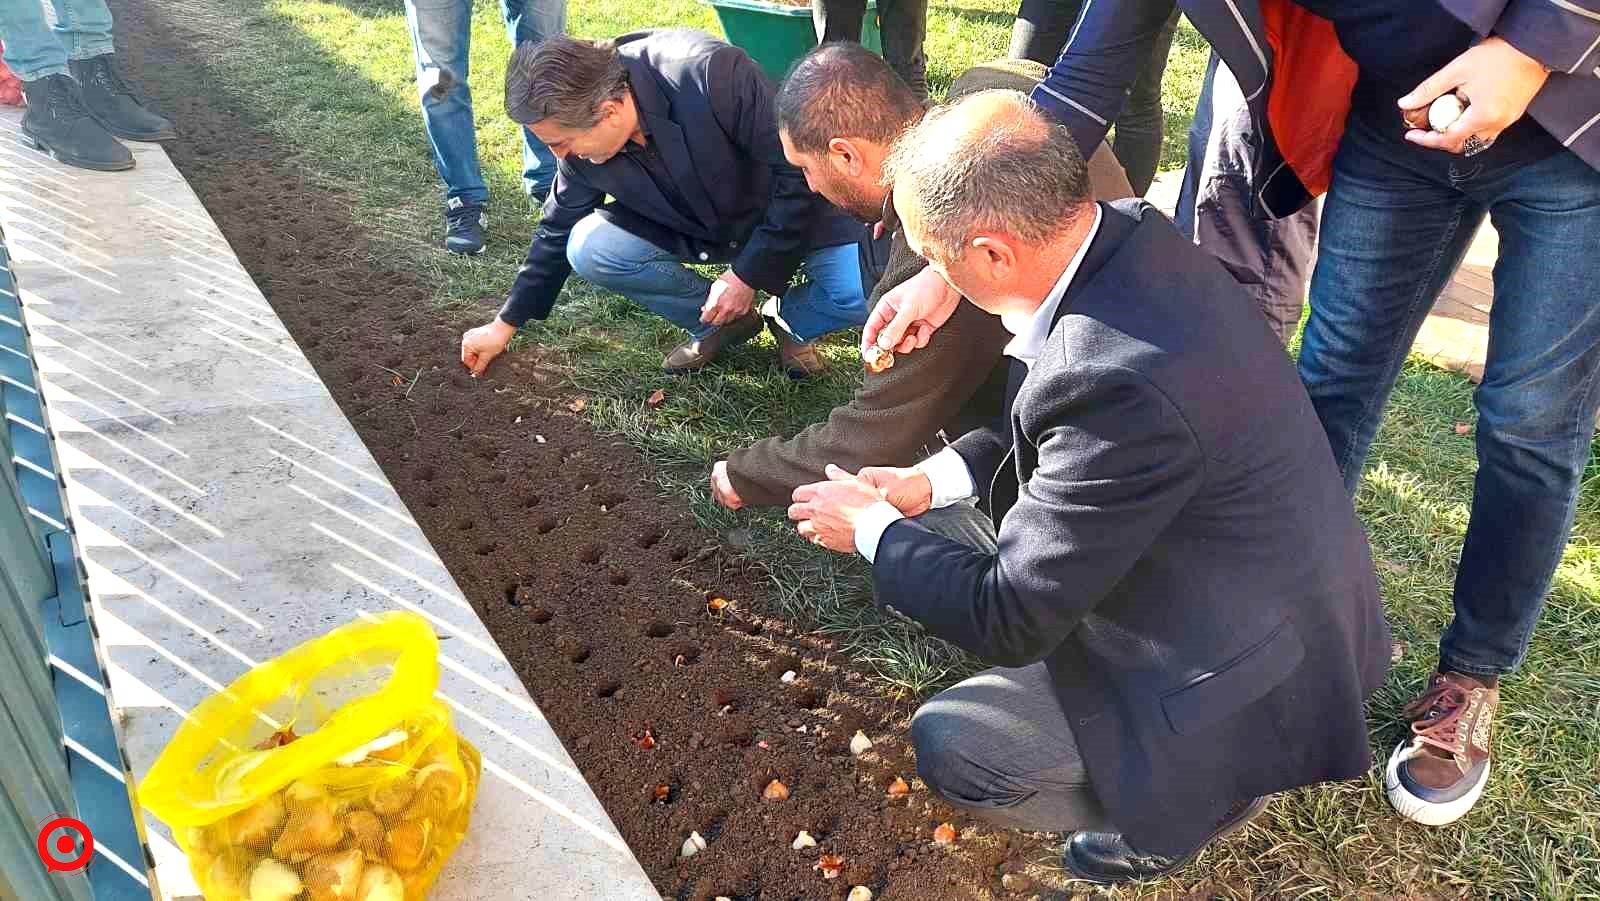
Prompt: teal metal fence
<box><xmin>0</xmin><ymin>225</ymin><xmax>157</xmax><ymax>900</ymax></box>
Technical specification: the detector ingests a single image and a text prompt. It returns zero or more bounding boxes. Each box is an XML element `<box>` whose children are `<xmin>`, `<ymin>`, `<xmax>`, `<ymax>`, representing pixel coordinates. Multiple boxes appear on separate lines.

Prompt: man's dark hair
<box><xmin>505</xmin><ymin>35</ymin><xmax>630</xmax><ymax>128</ymax></box>
<box><xmin>777</xmin><ymin>43</ymin><xmax>925</xmax><ymax>154</ymax></box>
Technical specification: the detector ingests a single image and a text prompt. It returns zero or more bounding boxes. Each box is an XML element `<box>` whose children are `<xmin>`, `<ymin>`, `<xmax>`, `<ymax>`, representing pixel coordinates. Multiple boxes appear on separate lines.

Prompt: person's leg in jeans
<box><xmin>49</xmin><ymin>0</ymin><xmax>174</xmax><ymax>143</ymax></box>
<box><xmin>567</xmin><ymin>213</ymin><xmax>716</xmax><ymax>337</ymax></box>
<box><xmin>876</xmin><ymin>0</ymin><xmax>928</xmax><ymax>102</ymax></box>
<box><xmin>1</xmin><ymin>0</ymin><xmax>133</xmax><ymax>169</ymax></box>
<box><xmin>1</xmin><ymin>0</ymin><xmax>72</xmax><ymax>82</ymax></box>
<box><xmin>1110</xmin><ymin>8</ymin><xmax>1179</xmax><ymax>196</ymax></box>
<box><xmin>43</xmin><ymin>0</ymin><xmax>112</xmax><ymax>63</ymax></box>
<box><xmin>765</xmin><ymin>241</ymin><xmax>869</xmax><ymax>341</ymax></box>
<box><xmin>405</xmin><ymin>0</ymin><xmax>485</xmax><ymax>206</ymax></box>
<box><xmin>910</xmin><ymin>662</ymin><xmax>1113</xmax><ymax>832</ymax></box>
<box><xmin>501</xmin><ymin>0</ymin><xmax>563</xmax><ymax>198</ymax></box>
<box><xmin>404</xmin><ymin>0</ymin><xmax>491</xmax><ymax>252</ymax></box>
<box><xmin>1299</xmin><ymin>117</ymin><xmax>1600</xmax><ymax>823</ymax></box>
<box><xmin>1298</xmin><ymin>117</ymin><xmax>1485</xmax><ymax>495</ymax></box>
<box><xmin>1007</xmin><ymin>0</ymin><xmax>1081</xmax><ymax>65</ymax></box>
<box><xmin>1175</xmin><ymin>52</ymin><xmax>1317</xmax><ymax>343</ymax></box>
<box><xmin>760</xmin><ymin>241</ymin><xmax>869</xmax><ymax>377</ymax></box>
<box><xmin>1439</xmin><ymin>149</ymin><xmax>1600</xmax><ymax>678</ymax></box>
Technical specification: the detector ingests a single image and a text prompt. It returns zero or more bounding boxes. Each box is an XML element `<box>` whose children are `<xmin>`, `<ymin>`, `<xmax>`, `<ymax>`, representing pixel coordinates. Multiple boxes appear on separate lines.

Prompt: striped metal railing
<box><xmin>0</xmin><ymin>224</ymin><xmax>157</xmax><ymax>900</ymax></box>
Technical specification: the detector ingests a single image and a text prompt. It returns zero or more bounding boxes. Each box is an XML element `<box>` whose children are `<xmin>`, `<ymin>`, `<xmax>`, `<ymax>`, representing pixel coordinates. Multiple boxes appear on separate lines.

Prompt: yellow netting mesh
<box><xmin>140</xmin><ymin>613</ymin><xmax>480</xmax><ymax>901</ymax></box>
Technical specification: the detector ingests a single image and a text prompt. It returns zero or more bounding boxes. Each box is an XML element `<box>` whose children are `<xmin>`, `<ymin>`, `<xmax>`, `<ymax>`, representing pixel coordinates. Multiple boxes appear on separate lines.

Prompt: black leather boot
<box><xmin>19</xmin><ymin>74</ymin><xmax>133</xmax><ymax>171</ymax></box>
<box><xmin>68</xmin><ymin>54</ymin><xmax>176</xmax><ymax>142</ymax></box>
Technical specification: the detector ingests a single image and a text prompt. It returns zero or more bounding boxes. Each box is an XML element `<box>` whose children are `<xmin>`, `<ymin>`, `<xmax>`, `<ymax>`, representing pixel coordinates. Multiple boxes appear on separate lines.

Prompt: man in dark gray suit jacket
<box><xmin>789</xmin><ymin>91</ymin><xmax>1392</xmax><ymax>884</ymax></box>
<box><xmin>459</xmin><ymin>30</ymin><xmax>871</xmax><ymax>378</ymax></box>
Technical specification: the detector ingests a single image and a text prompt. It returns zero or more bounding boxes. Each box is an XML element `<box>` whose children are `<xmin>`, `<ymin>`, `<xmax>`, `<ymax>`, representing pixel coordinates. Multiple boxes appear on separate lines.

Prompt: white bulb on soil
<box><xmin>849</xmin><ymin>730</ymin><xmax>873</xmax><ymax>757</ymax></box>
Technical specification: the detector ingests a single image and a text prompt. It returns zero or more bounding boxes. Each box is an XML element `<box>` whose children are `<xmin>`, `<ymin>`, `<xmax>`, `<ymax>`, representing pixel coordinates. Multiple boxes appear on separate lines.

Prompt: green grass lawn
<box><xmin>165</xmin><ymin>0</ymin><xmax>1599</xmax><ymax>894</ymax></box>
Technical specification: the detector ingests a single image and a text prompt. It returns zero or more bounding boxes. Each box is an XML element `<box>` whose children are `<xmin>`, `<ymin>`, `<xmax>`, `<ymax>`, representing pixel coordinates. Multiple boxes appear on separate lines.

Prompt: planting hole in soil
<box><xmin>555</xmin><ymin>637</ymin><xmax>591</xmax><ymax>664</ymax></box>
<box><xmin>577</xmin><ymin>544</ymin><xmax>602</xmax><ymax>565</ymax></box>
<box><xmin>115</xmin><ymin>9</ymin><xmax>1074</xmax><ymax>895</ymax></box>
<box><xmin>790</xmin><ymin>687</ymin><xmax>825</xmax><ymax>710</ymax></box>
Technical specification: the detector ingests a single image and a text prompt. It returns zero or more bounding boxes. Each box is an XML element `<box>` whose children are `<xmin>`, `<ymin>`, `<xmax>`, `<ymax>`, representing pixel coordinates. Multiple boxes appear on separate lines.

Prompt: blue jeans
<box><xmin>1299</xmin><ymin>111</ymin><xmax>1600</xmax><ymax>676</ymax></box>
<box><xmin>403</xmin><ymin>0</ymin><xmax>563</xmax><ymax>203</ymax></box>
<box><xmin>0</xmin><ymin>0</ymin><xmax>114</xmax><ymax>81</ymax></box>
<box><xmin>566</xmin><ymin>213</ymin><xmax>868</xmax><ymax>342</ymax></box>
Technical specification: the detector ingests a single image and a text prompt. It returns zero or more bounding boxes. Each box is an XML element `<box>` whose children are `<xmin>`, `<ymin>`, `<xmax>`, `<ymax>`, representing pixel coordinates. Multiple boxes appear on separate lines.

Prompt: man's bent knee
<box><xmin>910</xmin><ymin>702</ymin><xmax>997</xmax><ymax>808</ymax></box>
<box><xmin>565</xmin><ymin>214</ymin><xmax>634</xmax><ymax>284</ymax></box>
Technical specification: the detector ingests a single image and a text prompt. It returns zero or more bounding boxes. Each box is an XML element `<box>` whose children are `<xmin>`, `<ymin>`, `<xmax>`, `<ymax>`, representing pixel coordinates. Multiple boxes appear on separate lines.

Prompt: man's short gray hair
<box><xmin>881</xmin><ymin>90</ymin><xmax>1091</xmax><ymax>263</ymax></box>
<box><xmin>505</xmin><ymin>35</ymin><xmax>629</xmax><ymax>128</ymax></box>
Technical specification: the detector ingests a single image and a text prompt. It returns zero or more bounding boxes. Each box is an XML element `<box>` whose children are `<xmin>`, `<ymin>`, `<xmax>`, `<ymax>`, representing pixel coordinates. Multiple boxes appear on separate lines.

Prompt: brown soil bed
<box><xmin>110</xmin><ymin>3</ymin><xmax>1080</xmax><ymax>898</ymax></box>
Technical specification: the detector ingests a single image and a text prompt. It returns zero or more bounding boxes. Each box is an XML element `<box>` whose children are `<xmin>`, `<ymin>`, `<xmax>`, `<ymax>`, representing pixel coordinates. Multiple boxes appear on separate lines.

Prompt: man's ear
<box><xmin>826</xmin><ymin>137</ymin><xmax>865</xmax><ymax>177</ymax></box>
<box><xmin>970</xmin><ymin>235</ymin><xmax>1016</xmax><ymax>280</ymax></box>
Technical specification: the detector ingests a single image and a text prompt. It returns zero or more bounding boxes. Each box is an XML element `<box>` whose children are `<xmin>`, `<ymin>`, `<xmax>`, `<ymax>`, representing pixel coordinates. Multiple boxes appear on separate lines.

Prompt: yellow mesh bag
<box><xmin>140</xmin><ymin>613</ymin><xmax>481</xmax><ymax>901</ymax></box>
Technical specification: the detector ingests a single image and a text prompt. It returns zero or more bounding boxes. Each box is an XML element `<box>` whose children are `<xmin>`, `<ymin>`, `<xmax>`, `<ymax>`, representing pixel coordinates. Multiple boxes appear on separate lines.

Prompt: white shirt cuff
<box><xmin>854</xmin><ymin>501</ymin><xmax>905</xmax><ymax>563</ymax></box>
<box><xmin>914</xmin><ymin>447</ymin><xmax>977</xmax><ymax>509</ymax></box>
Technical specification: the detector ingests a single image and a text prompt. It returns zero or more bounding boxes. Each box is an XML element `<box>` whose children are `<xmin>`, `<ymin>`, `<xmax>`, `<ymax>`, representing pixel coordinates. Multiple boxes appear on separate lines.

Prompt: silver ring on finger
<box><xmin>1463</xmin><ymin>134</ymin><xmax>1491</xmax><ymax>157</ymax></box>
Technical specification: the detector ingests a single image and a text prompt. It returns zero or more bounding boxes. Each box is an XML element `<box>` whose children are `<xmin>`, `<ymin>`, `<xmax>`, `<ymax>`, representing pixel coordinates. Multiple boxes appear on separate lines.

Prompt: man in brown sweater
<box><xmin>710</xmin><ymin>47</ymin><xmax>1134</xmax><ymax>518</ymax></box>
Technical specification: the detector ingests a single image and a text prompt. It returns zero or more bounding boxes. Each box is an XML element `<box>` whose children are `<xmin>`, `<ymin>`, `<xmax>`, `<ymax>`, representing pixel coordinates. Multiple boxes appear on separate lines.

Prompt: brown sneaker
<box><xmin>1384</xmin><ymin>671</ymin><xmax>1497</xmax><ymax>825</ymax></box>
<box><xmin>661</xmin><ymin>311</ymin><xmax>763</xmax><ymax>374</ymax></box>
<box><xmin>774</xmin><ymin>329</ymin><xmax>824</xmax><ymax>380</ymax></box>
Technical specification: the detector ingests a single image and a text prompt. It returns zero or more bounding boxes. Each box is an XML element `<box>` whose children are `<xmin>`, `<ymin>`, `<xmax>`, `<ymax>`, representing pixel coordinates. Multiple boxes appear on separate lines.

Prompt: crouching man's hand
<box><xmin>854</xmin><ymin>465</ymin><xmax>932</xmax><ymax>518</ymax></box>
<box><xmin>788</xmin><ymin>464</ymin><xmax>931</xmax><ymax>552</ymax></box>
<box><xmin>461</xmin><ymin>318</ymin><xmax>516</xmax><ymax>377</ymax></box>
<box><xmin>710</xmin><ymin>460</ymin><xmax>744</xmax><ymax>511</ymax></box>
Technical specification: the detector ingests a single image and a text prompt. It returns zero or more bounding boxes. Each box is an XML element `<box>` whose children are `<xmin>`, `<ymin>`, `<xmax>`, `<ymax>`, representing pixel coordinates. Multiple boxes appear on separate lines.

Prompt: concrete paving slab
<box><xmin>0</xmin><ymin>107</ymin><xmax>659</xmax><ymax>900</ymax></box>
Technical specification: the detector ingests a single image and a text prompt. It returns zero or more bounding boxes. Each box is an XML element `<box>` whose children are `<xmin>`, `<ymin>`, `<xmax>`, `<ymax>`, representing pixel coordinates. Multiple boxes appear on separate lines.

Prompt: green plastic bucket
<box><xmin>703</xmin><ymin>0</ymin><xmax>883</xmax><ymax>83</ymax></box>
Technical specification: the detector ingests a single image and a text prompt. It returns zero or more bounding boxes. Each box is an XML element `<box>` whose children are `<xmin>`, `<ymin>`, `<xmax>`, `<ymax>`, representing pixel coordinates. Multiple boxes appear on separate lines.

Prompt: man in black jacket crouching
<box><xmin>788</xmin><ymin>90</ymin><xmax>1392</xmax><ymax>885</ymax></box>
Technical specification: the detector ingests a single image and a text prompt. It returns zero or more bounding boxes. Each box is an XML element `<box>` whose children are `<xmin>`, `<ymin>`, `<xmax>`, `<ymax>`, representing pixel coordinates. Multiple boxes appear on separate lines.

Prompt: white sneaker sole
<box><xmin>1384</xmin><ymin>740</ymin><xmax>1489</xmax><ymax>826</ymax></box>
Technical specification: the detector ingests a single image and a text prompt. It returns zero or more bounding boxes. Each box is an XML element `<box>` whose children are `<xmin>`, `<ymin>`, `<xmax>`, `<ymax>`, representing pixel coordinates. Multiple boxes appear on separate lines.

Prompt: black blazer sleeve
<box><xmin>498</xmin><ymin>163</ymin><xmax>607</xmax><ymax>327</ymax></box>
<box><xmin>872</xmin><ymin>363</ymin><xmax>1205</xmax><ymax>666</ymax></box>
<box><xmin>708</xmin><ymin>47</ymin><xmax>826</xmax><ymax>295</ymax></box>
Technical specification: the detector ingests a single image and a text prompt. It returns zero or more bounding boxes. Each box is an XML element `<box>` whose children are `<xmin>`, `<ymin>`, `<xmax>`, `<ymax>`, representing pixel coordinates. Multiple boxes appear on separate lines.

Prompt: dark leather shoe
<box><xmin>19</xmin><ymin>74</ymin><xmax>133</xmax><ymax>171</ymax></box>
<box><xmin>1062</xmin><ymin>795</ymin><xmax>1270</xmax><ymax>885</ymax></box>
<box><xmin>662</xmin><ymin>311</ymin><xmax>763</xmax><ymax>374</ymax></box>
<box><xmin>69</xmin><ymin>54</ymin><xmax>176</xmax><ymax>142</ymax></box>
<box><xmin>774</xmin><ymin>328</ymin><xmax>824</xmax><ymax>380</ymax></box>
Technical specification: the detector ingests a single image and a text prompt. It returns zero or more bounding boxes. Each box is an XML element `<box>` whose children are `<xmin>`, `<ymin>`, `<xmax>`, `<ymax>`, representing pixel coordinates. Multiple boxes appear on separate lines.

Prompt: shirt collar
<box><xmin>1001</xmin><ymin>204</ymin><xmax>1102</xmax><ymax>366</ymax></box>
